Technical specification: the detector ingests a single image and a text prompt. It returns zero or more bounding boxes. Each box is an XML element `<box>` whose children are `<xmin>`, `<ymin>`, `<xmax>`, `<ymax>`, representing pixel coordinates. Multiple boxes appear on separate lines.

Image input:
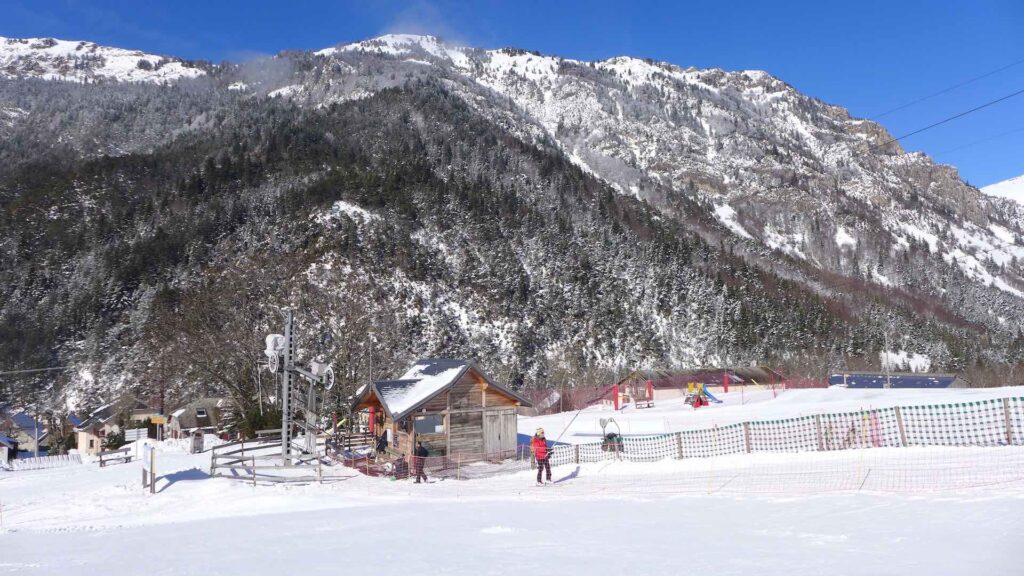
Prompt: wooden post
<box><xmin>252</xmin><ymin>456</ymin><xmax>257</xmax><ymax>487</ymax></box>
<box><xmin>149</xmin><ymin>447</ymin><xmax>155</xmax><ymax>494</ymax></box>
<box><xmin>743</xmin><ymin>422</ymin><xmax>751</xmax><ymax>453</ymax></box>
<box><xmin>814</xmin><ymin>415</ymin><xmax>823</xmax><ymax>451</ymax></box>
<box><xmin>1004</xmin><ymin>398</ymin><xmax>1014</xmax><ymax>446</ymax></box>
<box><xmin>894</xmin><ymin>406</ymin><xmax>908</xmax><ymax>447</ymax></box>
<box><xmin>675</xmin><ymin>431</ymin><xmax>684</xmax><ymax>459</ymax></box>
<box><xmin>457</xmin><ymin>453</ymin><xmax>461</xmax><ymax>481</ymax></box>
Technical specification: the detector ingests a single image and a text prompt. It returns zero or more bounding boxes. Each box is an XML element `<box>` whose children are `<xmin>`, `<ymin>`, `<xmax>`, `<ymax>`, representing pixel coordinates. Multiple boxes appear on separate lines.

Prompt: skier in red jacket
<box><xmin>531</xmin><ymin>428</ymin><xmax>551</xmax><ymax>485</ymax></box>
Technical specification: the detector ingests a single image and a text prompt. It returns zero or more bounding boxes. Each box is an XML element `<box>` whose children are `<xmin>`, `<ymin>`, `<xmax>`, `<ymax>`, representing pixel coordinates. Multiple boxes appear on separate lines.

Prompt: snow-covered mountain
<box><xmin>293</xmin><ymin>35</ymin><xmax>1024</xmax><ymax>308</ymax></box>
<box><xmin>983</xmin><ymin>175</ymin><xmax>1024</xmax><ymax>205</ymax></box>
<box><xmin>2</xmin><ymin>33</ymin><xmax>1024</xmax><ymax>410</ymax></box>
<box><xmin>0</xmin><ymin>36</ymin><xmax>206</xmax><ymax>83</ymax></box>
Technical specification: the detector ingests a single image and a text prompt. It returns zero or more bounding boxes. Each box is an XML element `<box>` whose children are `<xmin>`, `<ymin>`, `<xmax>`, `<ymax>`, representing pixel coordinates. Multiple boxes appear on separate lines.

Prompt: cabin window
<box><xmin>89</xmin><ymin>439</ymin><xmax>95</xmax><ymax>449</ymax></box>
<box><xmin>414</xmin><ymin>414</ymin><xmax>445</xmax><ymax>434</ymax></box>
<box><xmin>195</xmin><ymin>408</ymin><xmax>208</xmax><ymax>418</ymax></box>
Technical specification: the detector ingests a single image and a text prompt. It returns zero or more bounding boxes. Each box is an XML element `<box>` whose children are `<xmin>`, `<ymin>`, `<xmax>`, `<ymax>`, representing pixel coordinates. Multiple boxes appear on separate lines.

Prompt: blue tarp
<box><xmin>829</xmin><ymin>373</ymin><xmax>956</xmax><ymax>389</ymax></box>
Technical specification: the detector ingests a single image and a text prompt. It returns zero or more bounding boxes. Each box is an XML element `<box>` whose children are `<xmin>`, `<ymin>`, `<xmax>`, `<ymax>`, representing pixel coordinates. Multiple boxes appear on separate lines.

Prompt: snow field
<box><xmin>3</xmin><ymin>387</ymin><xmax>1024</xmax><ymax>574</ymax></box>
<box><xmin>1</xmin><ymin>444</ymin><xmax>1023</xmax><ymax>575</ymax></box>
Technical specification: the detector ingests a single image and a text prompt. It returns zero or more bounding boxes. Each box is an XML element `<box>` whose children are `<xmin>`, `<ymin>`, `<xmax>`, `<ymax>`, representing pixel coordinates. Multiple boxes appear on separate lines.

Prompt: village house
<box><xmin>167</xmin><ymin>398</ymin><xmax>232</xmax><ymax>439</ymax></box>
<box><xmin>74</xmin><ymin>399</ymin><xmax>159</xmax><ymax>455</ymax></box>
<box><xmin>0</xmin><ymin>408</ymin><xmax>48</xmax><ymax>455</ymax></box>
<box><xmin>1</xmin><ymin>433</ymin><xmax>18</xmax><ymax>464</ymax></box>
<box><xmin>351</xmin><ymin>359</ymin><xmax>531</xmax><ymax>458</ymax></box>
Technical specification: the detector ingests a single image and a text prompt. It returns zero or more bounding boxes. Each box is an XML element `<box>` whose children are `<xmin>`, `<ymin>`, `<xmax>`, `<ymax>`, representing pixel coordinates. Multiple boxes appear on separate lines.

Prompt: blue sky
<box><xmin>2</xmin><ymin>0</ymin><xmax>1022</xmax><ymax>186</ymax></box>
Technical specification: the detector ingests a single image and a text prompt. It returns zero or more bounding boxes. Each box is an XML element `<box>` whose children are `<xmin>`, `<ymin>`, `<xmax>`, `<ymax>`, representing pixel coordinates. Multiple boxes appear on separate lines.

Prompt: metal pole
<box><xmin>281</xmin><ymin>310</ymin><xmax>294</xmax><ymax>463</ymax></box>
<box><xmin>883</xmin><ymin>330</ymin><xmax>892</xmax><ymax>389</ymax></box>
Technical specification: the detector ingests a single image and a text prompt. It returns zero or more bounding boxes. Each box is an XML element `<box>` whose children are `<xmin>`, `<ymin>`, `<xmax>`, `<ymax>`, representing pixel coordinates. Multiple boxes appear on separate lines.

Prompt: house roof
<box><xmin>74</xmin><ymin>403</ymin><xmax>116</xmax><ymax>431</ymax></box>
<box><xmin>8</xmin><ymin>411</ymin><xmax>46</xmax><ymax>439</ymax></box>
<box><xmin>169</xmin><ymin>398</ymin><xmax>230</xmax><ymax>430</ymax></box>
<box><xmin>0</xmin><ymin>434</ymin><xmax>17</xmax><ymax>449</ymax></box>
<box><xmin>67</xmin><ymin>413</ymin><xmax>84</xmax><ymax>427</ymax></box>
<box><xmin>351</xmin><ymin>358</ymin><xmax>531</xmax><ymax>420</ymax></box>
<box><xmin>75</xmin><ymin>398</ymin><xmax>156</xmax><ymax>431</ymax></box>
<box><xmin>0</xmin><ymin>411</ymin><xmax>46</xmax><ymax>440</ymax></box>
<box><xmin>828</xmin><ymin>372</ymin><xmax>965</xmax><ymax>389</ymax></box>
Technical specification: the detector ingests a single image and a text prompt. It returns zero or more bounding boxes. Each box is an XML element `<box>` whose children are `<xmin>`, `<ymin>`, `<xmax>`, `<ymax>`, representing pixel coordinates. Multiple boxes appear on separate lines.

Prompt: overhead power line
<box><xmin>871</xmin><ymin>56</ymin><xmax>1024</xmax><ymax>120</ymax></box>
<box><xmin>871</xmin><ymin>87</ymin><xmax>1024</xmax><ymax>151</ymax></box>
<box><xmin>932</xmin><ymin>125</ymin><xmax>1024</xmax><ymax>155</ymax></box>
<box><xmin>0</xmin><ymin>366</ymin><xmax>69</xmax><ymax>377</ymax></box>
<box><xmin>0</xmin><ymin>357</ymin><xmax>153</xmax><ymax>378</ymax></box>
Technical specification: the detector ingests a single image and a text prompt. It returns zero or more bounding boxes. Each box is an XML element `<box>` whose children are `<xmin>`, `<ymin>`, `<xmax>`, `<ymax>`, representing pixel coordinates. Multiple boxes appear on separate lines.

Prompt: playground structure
<box><xmin>599</xmin><ymin>367</ymin><xmax>787</xmax><ymax>412</ymax></box>
<box><xmin>684</xmin><ymin>382</ymin><xmax>723</xmax><ymax>408</ymax></box>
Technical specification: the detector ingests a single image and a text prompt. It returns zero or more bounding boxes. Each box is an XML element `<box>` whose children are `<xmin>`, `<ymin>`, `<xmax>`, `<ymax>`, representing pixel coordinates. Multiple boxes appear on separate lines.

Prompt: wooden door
<box><xmin>483</xmin><ymin>411</ymin><xmax>501</xmax><ymax>454</ymax></box>
<box><xmin>483</xmin><ymin>408</ymin><xmax>517</xmax><ymax>454</ymax></box>
<box><xmin>502</xmin><ymin>410</ymin><xmax>517</xmax><ymax>453</ymax></box>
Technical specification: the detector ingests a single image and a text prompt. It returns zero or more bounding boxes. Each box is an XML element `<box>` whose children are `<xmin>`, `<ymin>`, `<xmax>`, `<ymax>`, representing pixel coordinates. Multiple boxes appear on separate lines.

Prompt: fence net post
<box><xmin>743</xmin><ymin>422</ymin><xmax>751</xmax><ymax>453</ymax></box>
<box><xmin>894</xmin><ymin>406</ymin><xmax>908</xmax><ymax>447</ymax></box>
<box><xmin>675</xmin><ymin>431</ymin><xmax>684</xmax><ymax>459</ymax></box>
<box><xmin>1004</xmin><ymin>398</ymin><xmax>1014</xmax><ymax>446</ymax></box>
<box><xmin>814</xmin><ymin>415</ymin><xmax>823</xmax><ymax>451</ymax></box>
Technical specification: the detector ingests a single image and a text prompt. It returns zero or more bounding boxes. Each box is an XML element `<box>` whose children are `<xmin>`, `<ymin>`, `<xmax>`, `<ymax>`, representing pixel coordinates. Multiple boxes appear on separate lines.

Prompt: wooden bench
<box><xmin>98</xmin><ymin>447</ymin><xmax>134</xmax><ymax>467</ymax></box>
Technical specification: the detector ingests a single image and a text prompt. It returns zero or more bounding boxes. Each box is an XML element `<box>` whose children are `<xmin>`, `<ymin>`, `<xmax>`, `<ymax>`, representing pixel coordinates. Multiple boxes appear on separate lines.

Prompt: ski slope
<box><xmin>2</xmin><ymin>388</ymin><xmax>1024</xmax><ymax>575</ymax></box>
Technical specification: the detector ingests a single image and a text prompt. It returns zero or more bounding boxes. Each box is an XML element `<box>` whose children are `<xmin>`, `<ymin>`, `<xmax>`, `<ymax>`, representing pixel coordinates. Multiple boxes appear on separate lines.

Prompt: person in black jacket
<box><xmin>376</xmin><ymin>433</ymin><xmax>388</xmax><ymax>458</ymax></box>
<box><xmin>414</xmin><ymin>441</ymin><xmax>429</xmax><ymax>484</ymax></box>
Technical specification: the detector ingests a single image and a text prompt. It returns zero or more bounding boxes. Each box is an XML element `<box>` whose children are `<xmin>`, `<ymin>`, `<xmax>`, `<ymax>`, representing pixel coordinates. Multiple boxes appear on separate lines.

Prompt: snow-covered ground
<box><xmin>519</xmin><ymin>386</ymin><xmax>1024</xmax><ymax>441</ymax></box>
<box><xmin>3</xmin><ymin>387</ymin><xmax>1024</xmax><ymax>575</ymax></box>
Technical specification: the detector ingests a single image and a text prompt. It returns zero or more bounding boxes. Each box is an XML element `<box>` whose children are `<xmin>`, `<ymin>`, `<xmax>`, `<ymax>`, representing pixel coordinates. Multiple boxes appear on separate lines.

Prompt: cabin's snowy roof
<box><xmin>352</xmin><ymin>358</ymin><xmax>531</xmax><ymax>419</ymax></box>
<box><xmin>373</xmin><ymin>360</ymin><xmax>470</xmax><ymax>419</ymax></box>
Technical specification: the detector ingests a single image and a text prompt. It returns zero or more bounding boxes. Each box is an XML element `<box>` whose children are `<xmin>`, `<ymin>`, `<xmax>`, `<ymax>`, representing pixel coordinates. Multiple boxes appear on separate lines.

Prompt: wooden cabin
<box><xmin>350</xmin><ymin>359</ymin><xmax>531</xmax><ymax>458</ymax></box>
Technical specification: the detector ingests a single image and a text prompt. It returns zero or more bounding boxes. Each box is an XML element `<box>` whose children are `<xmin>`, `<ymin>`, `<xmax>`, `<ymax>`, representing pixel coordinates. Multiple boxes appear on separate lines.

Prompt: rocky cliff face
<box><xmin>1</xmin><ymin>35</ymin><xmax>1021</xmax><ymax>411</ymax></box>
